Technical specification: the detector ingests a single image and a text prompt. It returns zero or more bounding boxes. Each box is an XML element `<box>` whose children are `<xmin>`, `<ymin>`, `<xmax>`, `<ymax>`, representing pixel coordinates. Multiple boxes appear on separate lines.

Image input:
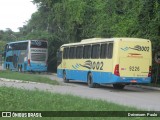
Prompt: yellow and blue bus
<box><xmin>3</xmin><ymin>40</ymin><xmax>48</xmax><ymax>72</ymax></box>
<box><xmin>57</xmin><ymin>38</ymin><xmax>152</xmax><ymax>89</ymax></box>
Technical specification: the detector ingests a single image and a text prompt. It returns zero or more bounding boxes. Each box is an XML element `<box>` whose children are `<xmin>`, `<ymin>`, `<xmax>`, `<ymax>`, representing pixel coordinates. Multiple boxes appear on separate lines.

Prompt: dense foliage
<box><xmin>0</xmin><ymin>0</ymin><xmax>160</xmax><ymax>75</ymax></box>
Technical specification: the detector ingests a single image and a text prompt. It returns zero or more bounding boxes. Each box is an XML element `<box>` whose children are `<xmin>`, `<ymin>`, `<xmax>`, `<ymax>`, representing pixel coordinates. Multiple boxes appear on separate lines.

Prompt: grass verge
<box><xmin>0</xmin><ymin>86</ymin><xmax>158</xmax><ymax>120</ymax></box>
<box><xmin>0</xmin><ymin>70</ymin><xmax>58</xmax><ymax>85</ymax></box>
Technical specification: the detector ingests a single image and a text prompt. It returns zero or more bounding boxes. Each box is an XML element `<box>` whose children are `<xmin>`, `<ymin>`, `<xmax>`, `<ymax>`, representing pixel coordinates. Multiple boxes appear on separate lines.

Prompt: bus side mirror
<box><xmin>8</xmin><ymin>46</ymin><xmax>12</xmax><ymax>51</ymax></box>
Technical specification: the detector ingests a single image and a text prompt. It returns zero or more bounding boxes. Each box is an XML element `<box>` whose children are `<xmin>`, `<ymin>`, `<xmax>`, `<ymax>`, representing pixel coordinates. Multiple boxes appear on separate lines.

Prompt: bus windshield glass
<box><xmin>31</xmin><ymin>41</ymin><xmax>47</xmax><ymax>48</ymax></box>
<box><xmin>10</xmin><ymin>42</ymin><xmax>28</xmax><ymax>50</ymax></box>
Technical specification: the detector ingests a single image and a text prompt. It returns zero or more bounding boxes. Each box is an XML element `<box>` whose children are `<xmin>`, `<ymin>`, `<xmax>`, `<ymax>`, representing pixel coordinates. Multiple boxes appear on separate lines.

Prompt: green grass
<box><xmin>0</xmin><ymin>87</ymin><xmax>159</xmax><ymax>120</ymax></box>
<box><xmin>0</xmin><ymin>70</ymin><xmax>58</xmax><ymax>85</ymax></box>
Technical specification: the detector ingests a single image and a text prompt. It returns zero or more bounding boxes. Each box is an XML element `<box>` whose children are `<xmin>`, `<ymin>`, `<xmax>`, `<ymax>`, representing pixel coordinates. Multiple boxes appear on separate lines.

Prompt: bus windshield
<box><xmin>31</xmin><ymin>41</ymin><xmax>47</xmax><ymax>48</ymax></box>
<box><xmin>11</xmin><ymin>42</ymin><xmax>28</xmax><ymax>50</ymax></box>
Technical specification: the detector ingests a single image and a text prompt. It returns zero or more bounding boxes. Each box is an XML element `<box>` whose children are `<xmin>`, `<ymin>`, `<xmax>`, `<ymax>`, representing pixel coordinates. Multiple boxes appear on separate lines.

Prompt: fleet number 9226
<box><xmin>129</xmin><ymin>66</ymin><xmax>140</xmax><ymax>71</ymax></box>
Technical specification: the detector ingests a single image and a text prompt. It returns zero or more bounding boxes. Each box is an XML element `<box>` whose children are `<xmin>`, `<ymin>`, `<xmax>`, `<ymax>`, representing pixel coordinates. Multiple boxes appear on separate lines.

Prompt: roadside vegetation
<box><xmin>0</xmin><ymin>70</ymin><xmax>58</xmax><ymax>85</ymax></box>
<box><xmin>1</xmin><ymin>0</ymin><xmax>160</xmax><ymax>73</ymax></box>
<box><xmin>147</xmin><ymin>83</ymin><xmax>160</xmax><ymax>87</ymax></box>
<box><xmin>0</xmin><ymin>86</ymin><xmax>159</xmax><ymax>120</ymax></box>
<box><xmin>0</xmin><ymin>0</ymin><xmax>160</xmax><ymax>85</ymax></box>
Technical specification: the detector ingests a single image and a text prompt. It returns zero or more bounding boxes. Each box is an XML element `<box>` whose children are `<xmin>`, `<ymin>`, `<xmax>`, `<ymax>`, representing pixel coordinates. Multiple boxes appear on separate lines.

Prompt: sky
<box><xmin>0</xmin><ymin>0</ymin><xmax>37</xmax><ymax>32</ymax></box>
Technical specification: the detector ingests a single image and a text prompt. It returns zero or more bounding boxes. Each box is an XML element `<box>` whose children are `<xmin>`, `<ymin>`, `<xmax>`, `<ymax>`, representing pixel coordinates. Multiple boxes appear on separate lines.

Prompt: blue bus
<box><xmin>3</xmin><ymin>40</ymin><xmax>48</xmax><ymax>72</ymax></box>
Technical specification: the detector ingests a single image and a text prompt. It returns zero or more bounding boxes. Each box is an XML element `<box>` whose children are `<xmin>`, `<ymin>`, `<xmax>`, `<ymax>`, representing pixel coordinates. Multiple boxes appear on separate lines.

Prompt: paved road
<box><xmin>0</xmin><ymin>74</ymin><xmax>160</xmax><ymax>111</ymax></box>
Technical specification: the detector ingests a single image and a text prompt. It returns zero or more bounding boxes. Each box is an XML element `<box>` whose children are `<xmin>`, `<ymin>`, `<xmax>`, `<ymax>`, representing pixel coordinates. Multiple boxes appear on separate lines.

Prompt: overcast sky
<box><xmin>0</xmin><ymin>0</ymin><xmax>37</xmax><ymax>32</ymax></box>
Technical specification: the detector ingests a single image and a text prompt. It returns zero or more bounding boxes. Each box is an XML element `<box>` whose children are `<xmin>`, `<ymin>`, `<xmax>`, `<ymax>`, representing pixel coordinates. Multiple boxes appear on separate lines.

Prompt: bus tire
<box><xmin>63</xmin><ymin>71</ymin><xmax>69</xmax><ymax>83</ymax></box>
<box><xmin>87</xmin><ymin>73</ymin><xmax>96</xmax><ymax>88</ymax></box>
<box><xmin>113</xmin><ymin>84</ymin><xmax>125</xmax><ymax>89</ymax></box>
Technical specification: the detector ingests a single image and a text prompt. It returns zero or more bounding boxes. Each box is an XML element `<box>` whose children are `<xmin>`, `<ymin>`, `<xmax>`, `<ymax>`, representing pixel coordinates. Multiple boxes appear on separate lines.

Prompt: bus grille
<box><xmin>31</xmin><ymin>53</ymin><xmax>46</xmax><ymax>61</ymax></box>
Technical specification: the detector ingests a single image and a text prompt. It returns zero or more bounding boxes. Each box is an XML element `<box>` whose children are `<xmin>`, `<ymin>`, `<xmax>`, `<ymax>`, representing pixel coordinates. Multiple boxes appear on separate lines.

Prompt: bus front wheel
<box><xmin>87</xmin><ymin>73</ymin><xmax>96</xmax><ymax>88</ymax></box>
<box><xmin>63</xmin><ymin>71</ymin><xmax>69</xmax><ymax>83</ymax></box>
<box><xmin>113</xmin><ymin>84</ymin><xmax>125</xmax><ymax>89</ymax></box>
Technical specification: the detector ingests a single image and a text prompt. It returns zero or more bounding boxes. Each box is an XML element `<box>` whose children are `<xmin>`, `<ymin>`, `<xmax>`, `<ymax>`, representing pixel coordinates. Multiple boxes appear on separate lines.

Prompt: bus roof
<box><xmin>61</xmin><ymin>38</ymin><xmax>150</xmax><ymax>47</ymax></box>
<box><xmin>7</xmin><ymin>40</ymin><xmax>47</xmax><ymax>45</ymax></box>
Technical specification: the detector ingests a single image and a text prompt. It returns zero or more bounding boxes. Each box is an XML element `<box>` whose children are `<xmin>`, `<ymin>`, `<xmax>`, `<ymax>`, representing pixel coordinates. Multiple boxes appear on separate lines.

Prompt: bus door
<box><xmin>12</xmin><ymin>50</ymin><xmax>19</xmax><ymax>68</ymax></box>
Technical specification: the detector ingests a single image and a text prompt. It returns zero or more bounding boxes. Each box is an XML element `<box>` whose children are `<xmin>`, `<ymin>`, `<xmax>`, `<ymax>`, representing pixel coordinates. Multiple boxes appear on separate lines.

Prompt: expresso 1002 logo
<box><xmin>130</xmin><ymin>45</ymin><xmax>149</xmax><ymax>52</ymax></box>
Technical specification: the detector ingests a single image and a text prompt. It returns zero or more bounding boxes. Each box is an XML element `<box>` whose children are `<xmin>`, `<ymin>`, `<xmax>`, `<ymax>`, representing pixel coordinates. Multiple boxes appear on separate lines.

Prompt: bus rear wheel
<box><xmin>87</xmin><ymin>73</ymin><xmax>96</xmax><ymax>88</ymax></box>
<box><xmin>63</xmin><ymin>71</ymin><xmax>69</xmax><ymax>83</ymax></box>
<box><xmin>113</xmin><ymin>84</ymin><xmax>125</xmax><ymax>89</ymax></box>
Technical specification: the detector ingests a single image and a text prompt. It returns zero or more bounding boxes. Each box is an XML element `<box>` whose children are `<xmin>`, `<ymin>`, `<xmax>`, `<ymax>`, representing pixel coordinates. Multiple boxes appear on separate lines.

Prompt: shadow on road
<box><xmin>66</xmin><ymin>80</ymin><xmax>159</xmax><ymax>93</ymax></box>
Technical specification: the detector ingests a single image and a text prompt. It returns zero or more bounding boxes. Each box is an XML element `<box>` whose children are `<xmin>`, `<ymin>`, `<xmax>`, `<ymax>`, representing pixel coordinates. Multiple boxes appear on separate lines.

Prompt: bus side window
<box><xmin>83</xmin><ymin>45</ymin><xmax>91</xmax><ymax>59</ymax></box>
<box><xmin>91</xmin><ymin>44</ymin><xmax>100</xmax><ymax>59</ymax></box>
<box><xmin>100</xmin><ymin>44</ymin><xmax>107</xmax><ymax>58</ymax></box>
<box><xmin>76</xmin><ymin>47</ymin><xmax>78</xmax><ymax>58</ymax></box>
<box><xmin>73</xmin><ymin>47</ymin><xmax>76</xmax><ymax>59</ymax></box>
<box><xmin>76</xmin><ymin>46</ymin><xmax>83</xmax><ymax>59</ymax></box>
<box><xmin>69</xmin><ymin>47</ymin><xmax>75</xmax><ymax>59</ymax></box>
<box><xmin>79</xmin><ymin>46</ymin><xmax>83</xmax><ymax>58</ymax></box>
<box><xmin>63</xmin><ymin>47</ymin><xmax>69</xmax><ymax>59</ymax></box>
<box><xmin>107</xmin><ymin>43</ymin><xmax>113</xmax><ymax>59</ymax></box>
<box><xmin>18</xmin><ymin>42</ymin><xmax>28</xmax><ymax>50</ymax></box>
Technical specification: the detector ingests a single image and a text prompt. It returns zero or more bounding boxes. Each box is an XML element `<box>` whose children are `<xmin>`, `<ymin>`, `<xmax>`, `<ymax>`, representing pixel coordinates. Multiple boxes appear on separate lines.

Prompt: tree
<box><xmin>2</xmin><ymin>0</ymin><xmax>159</xmax><ymax>72</ymax></box>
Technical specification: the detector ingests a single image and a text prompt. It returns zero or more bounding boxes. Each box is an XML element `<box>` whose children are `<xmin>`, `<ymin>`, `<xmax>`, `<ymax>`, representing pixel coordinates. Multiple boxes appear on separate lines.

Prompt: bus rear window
<box><xmin>31</xmin><ymin>41</ymin><xmax>47</xmax><ymax>48</ymax></box>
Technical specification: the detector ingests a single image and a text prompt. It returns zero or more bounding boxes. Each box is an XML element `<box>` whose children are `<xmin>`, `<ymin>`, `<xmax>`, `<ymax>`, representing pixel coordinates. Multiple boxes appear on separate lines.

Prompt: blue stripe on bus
<box><xmin>57</xmin><ymin>69</ymin><xmax>151</xmax><ymax>84</ymax></box>
<box><xmin>72</xmin><ymin>65</ymin><xmax>77</xmax><ymax>70</ymax></box>
<box><xmin>26</xmin><ymin>62</ymin><xmax>47</xmax><ymax>72</ymax></box>
<box><xmin>4</xmin><ymin>62</ymin><xmax>47</xmax><ymax>72</ymax></box>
